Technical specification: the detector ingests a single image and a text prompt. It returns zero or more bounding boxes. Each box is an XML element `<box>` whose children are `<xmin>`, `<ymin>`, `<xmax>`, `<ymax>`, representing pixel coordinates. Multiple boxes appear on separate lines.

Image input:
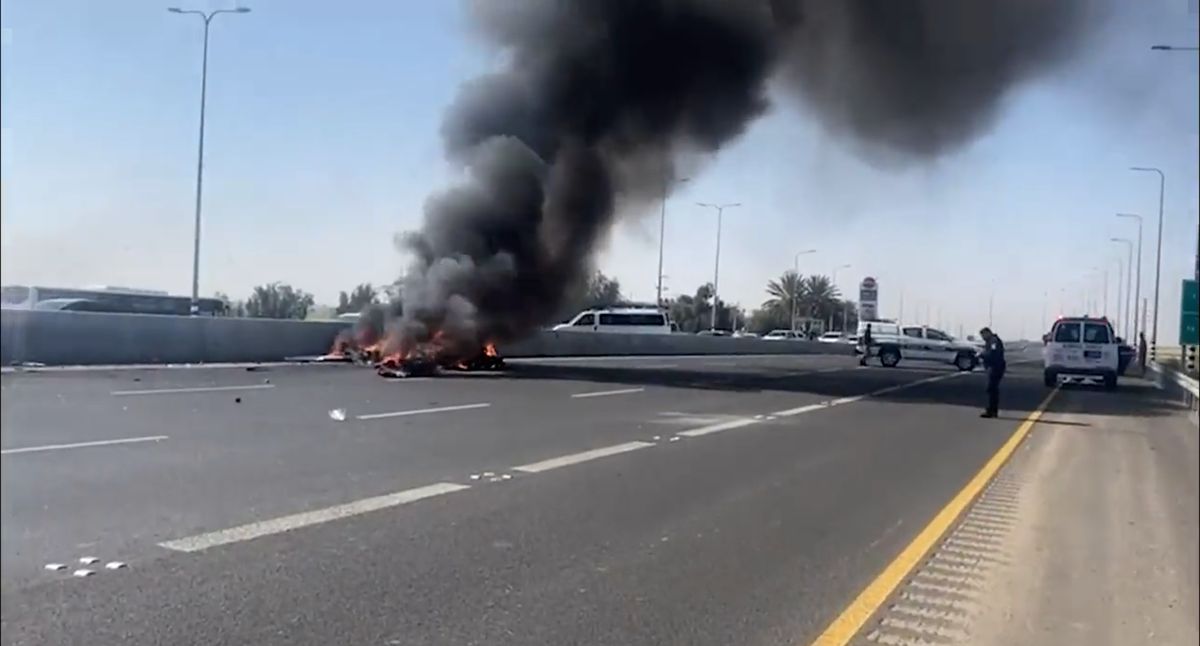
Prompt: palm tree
<box><xmin>801</xmin><ymin>275</ymin><xmax>840</xmax><ymax>322</ymax></box>
<box><xmin>763</xmin><ymin>270</ymin><xmax>805</xmax><ymax>327</ymax></box>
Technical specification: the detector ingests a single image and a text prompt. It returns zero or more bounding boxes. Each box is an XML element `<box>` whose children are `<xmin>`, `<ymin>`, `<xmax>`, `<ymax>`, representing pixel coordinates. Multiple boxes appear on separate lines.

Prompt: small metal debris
<box><xmin>468</xmin><ymin>474</ymin><xmax>481</xmax><ymax>480</ymax></box>
<box><xmin>668</xmin><ymin>436</ymin><xmax>681</xmax><ymax>442</ymax></box>
<box><xmin>72</xmin><ymin>569</ymin><xmax>94</xmax><ymax>577</ymax></box>
<box><xmin>652</xmin><ymin>435</ymin><xmax>662</xmax><ymax>441</ymax></box>
<box><xmin>78</xmin><ymin>556</ymin><xmax>99</xmax><ymax>565</ymax></box>
<box><xmin>44</xmin><ymin>563</ymin><xmax>67</xmax><ymax>571</ymax></box>
<box><xmin>488</xmin><ymin>477</ymin><xmax>503</xmax><ymax>483</ymax></box>
<box><xmin>482</xmin><ymin>471</ymin><xmax>496</xmax><ymax>478</ymax></box>
<box><xmin>329</xmin><ymin>408</ymin><xmax>347</xmax><ymax>422</ymax></box>
<box><xmin>500</xmin><ymin>473</ymin><xmax>512</xmax><ymax>480</ymax></box>
<box><xmin>104</xmin><ymin>561</ymin><xmax>127</xmax><ymax>570</ymax></box>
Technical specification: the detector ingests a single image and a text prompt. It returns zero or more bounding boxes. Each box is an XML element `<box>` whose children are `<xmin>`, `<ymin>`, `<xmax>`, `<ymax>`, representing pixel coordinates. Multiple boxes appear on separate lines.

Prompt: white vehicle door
<box><xmin>1081</xmin><ymin>321</ymin><xmax>1118</xmax><ymax>371</ymax></box>
<box><xmin>901</xmin><ymin>326</ymin><xmax>927</xmax><ymax>360</ymax></box>
<box><xmin>924</xmin><ymin>328</ymin><xmax>955</xmax><ymax>364</ymax></box>
<box><xmin>574</xmin><ymin>312</ymin><xmax>598</xmax><ymax>332</ymax></box>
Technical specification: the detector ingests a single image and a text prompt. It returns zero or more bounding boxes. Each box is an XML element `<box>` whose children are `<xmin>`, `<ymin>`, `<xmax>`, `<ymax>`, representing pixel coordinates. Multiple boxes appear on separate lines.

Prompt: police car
<box><xmin>858</xmin><ymin>322</ymin><xmax>980</xmax><ymax>371</ymax></box>
<box><xmin>1042</xmin><ymin>316</ymin><xmax>1119</xmax><ymax>389</ymax></box>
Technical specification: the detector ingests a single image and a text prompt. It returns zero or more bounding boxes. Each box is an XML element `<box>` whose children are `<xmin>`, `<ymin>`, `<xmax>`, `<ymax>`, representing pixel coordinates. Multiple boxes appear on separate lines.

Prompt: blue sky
<box><xmin>2</xmin><ymin>1</ymin><xmax>1197</xmax><ymax>342</ymax></box>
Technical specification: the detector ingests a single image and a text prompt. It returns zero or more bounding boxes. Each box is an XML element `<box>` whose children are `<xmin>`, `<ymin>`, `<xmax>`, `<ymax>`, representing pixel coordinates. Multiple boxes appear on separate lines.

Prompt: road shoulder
<box><xmin>851</xmin><ymin>384</ymin><xmax>1199</xmax><ymax>646</ymax></box>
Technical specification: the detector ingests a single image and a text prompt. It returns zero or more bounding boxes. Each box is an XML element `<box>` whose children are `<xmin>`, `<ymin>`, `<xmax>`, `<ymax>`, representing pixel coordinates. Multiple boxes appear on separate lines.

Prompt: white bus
<box><xmin>1</xmin><ymin>285</ymin><xmax>227</xmax><ymax>316</ymax></box>
<box><xmin>552</xmin><ymin>306</ymin><xmax>673</xmax><ymax>334</ymax></box>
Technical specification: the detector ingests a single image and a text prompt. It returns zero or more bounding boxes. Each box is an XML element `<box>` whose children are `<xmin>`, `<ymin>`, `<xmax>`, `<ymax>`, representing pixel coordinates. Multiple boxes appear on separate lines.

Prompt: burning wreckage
<box><xmin>325</xmin><ymin>315</ymin><xmax>505</xmax><ymax>378</ymax></box>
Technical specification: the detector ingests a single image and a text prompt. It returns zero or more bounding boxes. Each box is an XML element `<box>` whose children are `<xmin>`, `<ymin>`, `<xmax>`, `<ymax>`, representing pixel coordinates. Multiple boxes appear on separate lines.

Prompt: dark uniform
<box><xmin>980</xmin><ymin>331</ymin><xmax>1006</xmax><ymax>418</ymax></box>
<box><xmin>859</xmin><ymin>324</ymin><xmax>873</xmax><ymax>366</ymax></box>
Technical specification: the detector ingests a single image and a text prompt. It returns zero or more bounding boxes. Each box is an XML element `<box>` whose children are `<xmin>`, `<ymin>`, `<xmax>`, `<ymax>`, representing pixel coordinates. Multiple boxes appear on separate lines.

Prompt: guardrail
<box><xmin>1149</xmin><ymin>361</ymin><xmax>1200</xmax><ymax>410</ymax></box>
<box><xmin>2</xmin><ymin>309</ymin><xmax>853</xmax><ymax>366</ymax></box>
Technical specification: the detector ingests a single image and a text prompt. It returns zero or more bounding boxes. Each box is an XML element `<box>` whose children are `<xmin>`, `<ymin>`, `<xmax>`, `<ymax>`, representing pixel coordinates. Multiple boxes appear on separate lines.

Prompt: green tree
<box><xmin>583</xmin><ymin>271</ymin><xmax>623</xmax><ymax>308</ymax></box>
<box><xmin>245</xmin><ymin>282</ymin><xmax>315</xmax><ymax>320</ymax></box>
<box><xmin>213</xmin><ymin>291</ymin><xmax>246</xmax><ymax>318</ymax></box>
<box><xmin>336</xmin><ymin>283</ymin><xmax>379</xmax><ymax>315</ymax></box>
<box><xmin>667</xmin><ymin>283</ymin><xmax>740</xmax><ymax>332</ymax></box>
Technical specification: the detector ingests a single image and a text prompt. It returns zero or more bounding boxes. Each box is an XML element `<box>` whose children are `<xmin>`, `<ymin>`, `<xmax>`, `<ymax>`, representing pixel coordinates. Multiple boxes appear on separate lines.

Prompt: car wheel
<box><xmin>1043</xmin><ymin>370</ymin><xmax>1056</xmax><ymax>388</ymax></box>
<box><xmin>954</xmin><ymin>353</ymin><xmax>976</xmax><ymax>372</ymax></box>
<box><xmin>879</xmin><ymin>347</ymin><xmax>901</xmax><ymax>368</ymax></box>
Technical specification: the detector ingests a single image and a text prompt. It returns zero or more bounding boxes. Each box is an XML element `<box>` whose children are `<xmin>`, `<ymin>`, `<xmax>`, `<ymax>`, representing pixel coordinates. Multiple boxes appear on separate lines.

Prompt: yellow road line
<box><xmin>806</xmin><ymin>388</ymin><xmax>1059</xmax><ymax>646</ymax></box>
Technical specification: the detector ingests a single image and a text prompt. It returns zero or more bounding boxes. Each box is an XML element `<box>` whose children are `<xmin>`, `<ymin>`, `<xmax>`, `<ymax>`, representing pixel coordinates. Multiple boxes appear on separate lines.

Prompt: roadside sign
<box><xmin>1181</xmin><ymin>279</ymin><xmax>1199</xmax><ymax>346</ymax></box>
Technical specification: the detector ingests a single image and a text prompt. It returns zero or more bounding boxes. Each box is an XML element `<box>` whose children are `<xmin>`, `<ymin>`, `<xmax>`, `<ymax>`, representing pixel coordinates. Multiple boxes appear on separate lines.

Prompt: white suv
<box><xmin>1042</xmin><ymin>317</ymin><xmax>1119</xmax><ymax>389</ymax></box>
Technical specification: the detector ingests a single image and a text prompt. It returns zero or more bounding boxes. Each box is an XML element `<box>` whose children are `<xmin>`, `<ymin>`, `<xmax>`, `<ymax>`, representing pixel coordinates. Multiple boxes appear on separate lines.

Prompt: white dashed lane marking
<box><xmin>2</xmin><ymin>435</ymin><xmax>169</xmax><ymax>455</ymax></box>
<box><xmin>111</xmin><ymin>384</ymin><xmax>276</xmax><ymax>396</ymax></box>
<box><xmin>512</xmin><ymin>441</ymin><xmax>654</xmax><ymax>473</ymax></box>
<box><xmin>569</xmin><ymin>387</ymin><xmax>646</xmax><ymax>399</ymax></box>
<box><xmin>160</xmin><ymin>482</ymin><xmax>471</xmax><ymax>552</ymax></box>
<box><xmin>356</xmin><ymin>402</ymin><xmax>492</xmax><ymax>420</ymax></box>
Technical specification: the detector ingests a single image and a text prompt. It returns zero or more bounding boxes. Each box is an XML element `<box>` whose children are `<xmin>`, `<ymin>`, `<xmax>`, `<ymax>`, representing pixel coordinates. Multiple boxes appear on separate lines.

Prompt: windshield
<box><xmin>2</xmin><ymin>3</ymin><xmax>1196</xmax><ymax>645</ymax></box>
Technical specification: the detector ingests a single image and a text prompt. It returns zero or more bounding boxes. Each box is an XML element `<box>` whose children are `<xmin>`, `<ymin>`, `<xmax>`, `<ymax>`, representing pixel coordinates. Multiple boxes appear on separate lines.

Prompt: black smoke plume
<box><xmin>357</xmin><ymin>0</ymin><xmax>1089</xmax><ymax>355</ymax></box>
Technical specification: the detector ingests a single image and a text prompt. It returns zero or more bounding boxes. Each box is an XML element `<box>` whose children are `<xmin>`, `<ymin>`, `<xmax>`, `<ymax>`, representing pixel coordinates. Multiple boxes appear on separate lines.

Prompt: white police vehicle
<box><xmin>858</xmin><ymin>322</ymin><xmax>979</xmax><ymax>371</ymax></box>
<box><xmin>1042</xmin><ymin>316</ymin><xmax>1119</xmax><ymax>389</ymax></box>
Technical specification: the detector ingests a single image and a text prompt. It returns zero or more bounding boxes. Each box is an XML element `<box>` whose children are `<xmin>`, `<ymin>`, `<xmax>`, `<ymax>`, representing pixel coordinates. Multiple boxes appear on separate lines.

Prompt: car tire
<box><xmin>954</xmin><ymin>353</ymin><xmax>976</xmax><ymax>372</ymax></box>
<box><xmin>1103</xmin><ymin>372</ymin><xmax>1118</xmax><ymax>390</ymax></box>
<box><xmin>879</xmin><ymin>347</ymin><xmax>901</xmax><ymax>368</ymax></box>
<box><xmin>1043</xmin><ymin>370</ymin><xmax>1056</xmax><ymax>388</ymax></box>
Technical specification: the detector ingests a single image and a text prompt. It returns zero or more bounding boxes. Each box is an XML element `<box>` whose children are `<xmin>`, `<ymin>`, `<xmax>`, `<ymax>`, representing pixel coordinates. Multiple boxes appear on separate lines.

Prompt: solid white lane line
<box><xmin>356</xmin><ymin>402</ymin><xmax>491</xmax><ymax>420</ymax></box>
<box><xmin>2</xmin><ymin>435</ymin><xmax>168</xmax><ymax>455</ymax></box>
<box><xmin>159</xmin><ymin>482</ymin><xmax>470</xmax><ymax>552</ymax></box>
<box><xmin>677</xmin><ymin>418</ymin><xmax>758</xmax><ymax>437</ymax></box>
<box><xmin>570</xmin><ymin>387</ymin><xmax>645</xmax><ymax>399</ymax></box>
<box><xmin>829</xmin><ymin>395</ymin><xmax>866</xmax><ymax>406</ymax></box>
<box><xmin>513</xmin><ymin>441</ymin><xmax>654</xmax><ymax>473</ymax></box>
<box><xmin>772</xmin><ymin>403</ymin><xmax>828</xmax><ymax>417</ymax></box>
<box><xmin>111</xmin><ymin>384</ymin><xmax>276</xmax><ymax>396</ymax></box>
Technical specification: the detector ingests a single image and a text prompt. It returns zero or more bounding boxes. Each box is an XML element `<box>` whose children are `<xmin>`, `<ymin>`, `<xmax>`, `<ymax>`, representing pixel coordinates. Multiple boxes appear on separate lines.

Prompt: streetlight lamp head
<box><xmin>235</xmin><ymin>6</ymin><xmax>251</xmax><ymax>12</ymax></box>
<box><xmin>167</xmin><ymin>7</ymin><xmax>183</xmax><ymax>12</ymax></box>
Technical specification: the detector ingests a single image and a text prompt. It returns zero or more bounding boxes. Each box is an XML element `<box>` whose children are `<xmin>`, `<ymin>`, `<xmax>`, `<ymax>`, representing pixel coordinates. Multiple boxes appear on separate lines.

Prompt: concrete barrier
<box><xmin>1</xmin><ymin>309</ymin><xmax>350</xmax><ymax>366</ymax></box>
<box><xmin>1</xmin><ymin>310</ymin><xmax>852</xmax><ymax>366</ymax></box>
<box><xmin>500</xmin><ymin>331</ymin><xmax>852</xmax><ymax>357</ymax></box>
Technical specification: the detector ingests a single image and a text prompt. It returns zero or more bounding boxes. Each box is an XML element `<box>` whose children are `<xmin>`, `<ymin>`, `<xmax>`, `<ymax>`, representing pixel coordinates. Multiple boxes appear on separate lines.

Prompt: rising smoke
<box><xmin>368</xmin><ymin>0</ymin><xmax>1091</xmax><ymax>356</ymax></box>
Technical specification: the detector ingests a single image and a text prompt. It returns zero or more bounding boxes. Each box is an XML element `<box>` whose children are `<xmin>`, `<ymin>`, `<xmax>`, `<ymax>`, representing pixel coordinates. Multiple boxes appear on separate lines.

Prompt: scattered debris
<box><xmin>72</xmin><ymin>569</ymin><xmax>94</xmax><ymax>577</ymax></box>
<box><xmin>44</xmin><ymin>563</ymin><xmax>67</xmax><ymax>571</ymax></box>
<box><xmin>668</xmin><ymin>436</ymin><xmax>681</xmax><ymax>442</ymax></box>
<box><xmin>500</xmin><ymin>473</ymin><xmax>512</xmax><ymax>480</ymax></box>
<box><xmin>482</xmin><ymin>471</ymin><xmax>496</xmax><ymax>478</ymax></box>
<box><xmin>652</xmin><ymin>435</ymin><xmax>662</xmax><ymax>441</ymax></box>
<box><xmin>468</xmin><ymin>474</ymin><xmax>481</xmax><ymax>480</ymax></box>
<box><xmin>78</xmin><ymin>556</ymin><xmax>99</xmax><ymax>565</ymax></box>
<box><xmin>328</xmin><ymin>408</ymin><xmax>347</xmax><ymax>422</ymax></box>
<box><xmin>104</xmin><ymin>561</ymin><xmax>127</xmax><ymax>570</ymax></box>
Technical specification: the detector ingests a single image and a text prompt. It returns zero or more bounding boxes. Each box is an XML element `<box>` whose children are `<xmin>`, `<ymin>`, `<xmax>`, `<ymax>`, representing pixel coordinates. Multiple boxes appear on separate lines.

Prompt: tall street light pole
<box><xmin>1150</xmin><ymin>45</ymin><xmax>1199</xmax><ymax>51</ymax></box>
<box><xmin>169</xmin><ymin>6</ymin><xmax>251</xmax><ymax>315</ymax></box>
<box><xmin>696</xmin><ymin>202</ymin><xmax>741</xmax><ymax>330</ymax></box>
<box><xmin>1111</xmin><ymin>237</ymin><xmax>1133</xmax><ymax>338</ymax></box>
<box><xmin>656</xmin><ymin>176</ymin><xmax>689</xmax><ymax>307</ymax></box>
<box><xmin>1116</xmin><ymin>213</ymin><xmax>1143</xmax><ymax>342</ymax></box>
<box><xmin>1130</xmin><ymin>167</ymin><xmax>1164</xmax><ymax>349</ymax></box>
<box><xmin>829</xmin><ymin>264</ymin><xmax>851</xmax><ymax>332</ymax></box>
<box><xmin>791</xmin><ymin>249</ymin><xmax>817</xmax><ymax>331</ymax></box>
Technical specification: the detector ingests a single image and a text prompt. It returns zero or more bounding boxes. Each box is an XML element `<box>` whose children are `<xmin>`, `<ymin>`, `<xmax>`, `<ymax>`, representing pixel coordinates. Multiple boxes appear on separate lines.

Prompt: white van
<box><xmin>552</xmin><ymin>307</ymin><xmax>673</xmax><ymax>335</ymax></box>
<box><xmin>1042</xmin><ymin>316</ymin><xmax>1119</xmax><ymax>389</ymax></box>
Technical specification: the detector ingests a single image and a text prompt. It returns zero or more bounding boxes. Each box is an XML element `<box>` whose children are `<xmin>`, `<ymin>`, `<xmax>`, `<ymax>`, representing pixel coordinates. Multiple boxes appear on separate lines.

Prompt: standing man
<box><xmin>979</xmin><ymin>327</ymin><xmax>1006</xmax><ymax>418</ymax></box>
<box><xmin>1137</xmin><ymin>331</ymin><xmax>1148</xmax><ymax>374</ymax></box>
<box><xmin>859</xmin><ymin>323</ymin><xmax>873</xmax><ymax>366</ymax></box>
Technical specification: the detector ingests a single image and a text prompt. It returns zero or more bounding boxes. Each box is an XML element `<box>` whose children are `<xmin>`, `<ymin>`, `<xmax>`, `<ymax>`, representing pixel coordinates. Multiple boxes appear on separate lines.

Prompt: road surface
<box><xmin>2</xmin><ymin>349</ymin><xmax>1195</xmax><ymax>645</ymax></box>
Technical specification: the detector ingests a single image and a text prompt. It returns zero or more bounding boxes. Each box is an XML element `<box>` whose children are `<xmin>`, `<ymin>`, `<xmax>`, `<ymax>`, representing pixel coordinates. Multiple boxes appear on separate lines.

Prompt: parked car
<box><xmin>762</xmin><ymin>329</ymin><xmax>805</xmax><ymax>341</ymax></box>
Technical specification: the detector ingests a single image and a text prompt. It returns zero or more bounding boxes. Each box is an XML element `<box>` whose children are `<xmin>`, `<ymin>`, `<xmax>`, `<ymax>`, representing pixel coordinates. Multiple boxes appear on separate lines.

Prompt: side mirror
<box><xmin>1115</xmin><ymin>337</ymin><xmax>1124</xmax><ymax>344</ymax></box>
<box><xmin>1041</xmin><ymin>333</ymin><xmax>1050</xmax><ymax>345</ymax></box>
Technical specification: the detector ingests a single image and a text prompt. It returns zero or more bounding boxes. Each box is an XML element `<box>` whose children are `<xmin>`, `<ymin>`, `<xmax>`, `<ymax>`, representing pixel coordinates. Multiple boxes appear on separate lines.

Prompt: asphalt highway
<box><xmin>1</xmin><ymin>347</ymin><xmax>1194</xmax><ymax>645</ymax></box>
